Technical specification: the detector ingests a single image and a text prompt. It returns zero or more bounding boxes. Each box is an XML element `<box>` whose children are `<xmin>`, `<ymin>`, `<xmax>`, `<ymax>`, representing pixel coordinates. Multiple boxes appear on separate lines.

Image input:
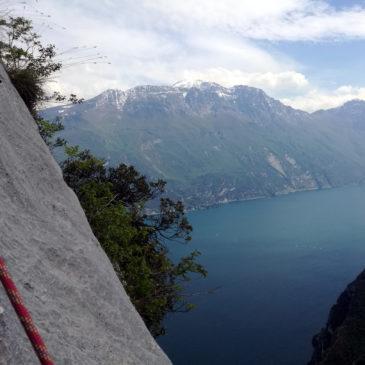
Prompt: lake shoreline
<box><xmin>185</xmin><ymin>182</ymin><xmax>364</xmax><ymax>213</ymax></box>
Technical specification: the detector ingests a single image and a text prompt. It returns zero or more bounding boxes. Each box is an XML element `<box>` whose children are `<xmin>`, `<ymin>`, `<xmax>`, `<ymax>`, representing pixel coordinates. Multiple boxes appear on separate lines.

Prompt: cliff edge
<box><xmin>0</xmin><ymin>64</ymin><xmax>170</xmax><ymax>364</ymax></box>
<box><xmin>309</xmin><ymin>270</ymin><xmax>365</xmax><ymax>365</ymax></box>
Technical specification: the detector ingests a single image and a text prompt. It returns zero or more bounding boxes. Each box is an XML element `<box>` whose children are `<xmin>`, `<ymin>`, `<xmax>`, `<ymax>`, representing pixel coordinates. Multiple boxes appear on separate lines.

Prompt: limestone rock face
<box><xmin>0</xmin><ymin>65</ymin><xmax>170</xmax><ymax>364</ymax></box>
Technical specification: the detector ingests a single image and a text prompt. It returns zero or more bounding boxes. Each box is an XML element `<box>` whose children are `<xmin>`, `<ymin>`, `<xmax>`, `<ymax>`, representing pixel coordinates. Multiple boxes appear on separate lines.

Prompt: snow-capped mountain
<box><xmin>44</xmin><ymin>82</ymin><xmax>365</xmax><ymax>208</ymax></box>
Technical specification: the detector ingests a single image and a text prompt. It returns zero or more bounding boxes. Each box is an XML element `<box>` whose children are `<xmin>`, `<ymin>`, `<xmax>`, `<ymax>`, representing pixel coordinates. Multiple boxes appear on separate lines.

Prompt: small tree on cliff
<box><xmin>0</xmin><ymin>16</ymin><xmax>82</xmax><ymax>148</ymax></box>
<box><xmin>62</xmin><ymin>147</ymin><xmax>207</xmax><ymax>336</ymax></box>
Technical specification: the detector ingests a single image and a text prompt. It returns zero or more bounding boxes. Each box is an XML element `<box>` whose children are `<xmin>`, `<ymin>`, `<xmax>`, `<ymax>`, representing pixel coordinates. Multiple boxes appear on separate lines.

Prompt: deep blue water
<box><xmin>157</xmin><ymin>185</ymin><xmax>365</xmax><ymax>365</ymax></box>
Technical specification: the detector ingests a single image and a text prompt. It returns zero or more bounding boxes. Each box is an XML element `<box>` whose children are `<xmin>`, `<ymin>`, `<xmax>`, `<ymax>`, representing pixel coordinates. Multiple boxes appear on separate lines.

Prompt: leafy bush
<box><xmin>62</xmin><ymin>147</ymin><xmax>207</xmax><ymax>336</ymax></box>
<box><xmin>0</xmin><ymin>17</ymin><xmax>79</xmax><ymax>148</ymax></box>
<box><xmin>0</xmin><ymin>17</ymin><xmax>61</xmax><ymax>115</ymax></box>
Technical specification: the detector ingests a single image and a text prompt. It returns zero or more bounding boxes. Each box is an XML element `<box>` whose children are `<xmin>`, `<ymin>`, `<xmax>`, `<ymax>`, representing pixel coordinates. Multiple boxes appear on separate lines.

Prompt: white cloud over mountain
<box><xmin>181</xmin><ymin>69</ymin><xmax>309</xmax><ymax>94</ymax></box>
<box><xmin>282</xmin><ymin>85</ymin><xmax>365</xmax><ymax>112</ymax></box>
<box><xmin>9</xmin><ymin>0</ymin><xmax>365</xmax><ymax>111</ymax></box>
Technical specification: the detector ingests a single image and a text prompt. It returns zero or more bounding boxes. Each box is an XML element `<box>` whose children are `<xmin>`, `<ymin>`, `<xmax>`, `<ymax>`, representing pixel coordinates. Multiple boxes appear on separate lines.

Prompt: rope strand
<box><xmin>0</xmin><ymin>257</ymin><xmax>54</xmax><ymax>365</ymax></box>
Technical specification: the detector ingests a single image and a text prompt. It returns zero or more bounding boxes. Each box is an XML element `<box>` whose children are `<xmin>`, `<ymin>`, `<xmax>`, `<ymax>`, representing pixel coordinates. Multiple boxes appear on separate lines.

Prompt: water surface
<box><xmin>157</xmin><ymin>185</ymin><xmax>365</xmax><ymax>364</ymax></box>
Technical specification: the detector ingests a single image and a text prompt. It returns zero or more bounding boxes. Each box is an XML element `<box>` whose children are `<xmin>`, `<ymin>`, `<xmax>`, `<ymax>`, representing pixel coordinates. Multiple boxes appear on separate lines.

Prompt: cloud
<box><xmin>180</xmin><ymin>69</ymin><xmax>309</xmax><ymax>94</ymax></box>
<box><xmin>145</xmin><ymin>0</ymin><xmax>365</xmax><ymax>41</ymax></box>
<box><xmin>8</xmin><ymin>0</ymin><xmax>365</xmax><ymax>112</ymax></box>
<box><xmin>281</xmin><ymin>85</ymin><xmax>365</xmax><ymax>112</ymax></box>
<box><xmin>10</xmin><ymin>0</ymin><xmax>299</xmax><ymax>99</ymax></box>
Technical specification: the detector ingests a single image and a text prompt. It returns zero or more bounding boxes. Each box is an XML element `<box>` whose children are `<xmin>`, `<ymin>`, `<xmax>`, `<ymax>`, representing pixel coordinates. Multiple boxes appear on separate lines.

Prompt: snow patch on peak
<box><xmin>173</xmin><ymin>80</ymin><xmax>235</xmax><ymax>99</ymax></box>
<box><xmin>173</xmin><ymin>80</ymin><xmax>205</xmax><ymax>88</ymax></box>
<box><xmin>173</xmin><ymin>80</ymin><xmax>223</xmax><ymax>90</ymax></box>
<box><xmin>95</xmin><ymin>89</ymin><xmax>127</xmax><ymax>110</ymax></box>
<box><xmin>217</xmin><ymin>90</ymin><xmax>233</xmax><ymax>99</ymax></box>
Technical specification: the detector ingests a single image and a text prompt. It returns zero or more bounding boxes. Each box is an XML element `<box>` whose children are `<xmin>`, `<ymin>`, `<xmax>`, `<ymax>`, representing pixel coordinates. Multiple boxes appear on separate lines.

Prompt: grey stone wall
<box><xmin>0</xmin><ymin>64</ymin><xmax>171</xmax><ymax>365</ymax></box>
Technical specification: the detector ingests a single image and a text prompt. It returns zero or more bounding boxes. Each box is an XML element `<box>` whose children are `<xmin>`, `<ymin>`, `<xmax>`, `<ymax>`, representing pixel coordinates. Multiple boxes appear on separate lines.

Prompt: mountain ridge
<box><xmin>61</xmin><ymin>80</ymin><xmax>365</xmax><ymax>114</ymax></box>
<box><xmin>44</xmin><ymin>81</ymin><xmax>365</xmax><ymax>208</ymax></box>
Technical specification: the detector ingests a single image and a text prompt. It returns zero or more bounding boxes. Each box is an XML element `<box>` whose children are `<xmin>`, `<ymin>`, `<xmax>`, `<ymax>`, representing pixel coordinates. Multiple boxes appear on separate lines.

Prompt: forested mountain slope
<box><xmin>44</xmin><ymin>81</ymin><xmax>365</xmax><ymax>208</ymax></box>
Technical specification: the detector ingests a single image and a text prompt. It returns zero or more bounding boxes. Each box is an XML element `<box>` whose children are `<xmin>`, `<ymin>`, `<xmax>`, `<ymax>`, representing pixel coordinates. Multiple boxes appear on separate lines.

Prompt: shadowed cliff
<box><xmin>0</xmin><ymin>65</ymin><xmax>170</xmax><ymax>364</ymax></box>
<box><xmin>309</xmin><ymin>270</ymin><xmax>365</xmax><ymax>365</ymax></box>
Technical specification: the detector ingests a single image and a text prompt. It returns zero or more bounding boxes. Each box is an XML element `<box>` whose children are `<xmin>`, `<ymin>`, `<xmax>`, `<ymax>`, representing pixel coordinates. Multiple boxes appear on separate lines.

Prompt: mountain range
<box><xmin>44</xmin><ymin>81</ymin><xmax>365</xmax><ymax>208</ymax></box>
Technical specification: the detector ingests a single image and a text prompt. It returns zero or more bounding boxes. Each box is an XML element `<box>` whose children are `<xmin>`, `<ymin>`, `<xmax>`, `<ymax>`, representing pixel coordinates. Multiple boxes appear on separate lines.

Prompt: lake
<box><xmin>157</xmin><ymin>185</ymin><xmax>365</xmax><ymax>364</ymax></box>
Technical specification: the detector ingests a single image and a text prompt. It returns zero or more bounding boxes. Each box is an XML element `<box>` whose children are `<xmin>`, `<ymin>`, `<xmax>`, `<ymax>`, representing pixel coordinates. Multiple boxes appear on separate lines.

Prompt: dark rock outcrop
<box><xmin>309</xmin><ymin>270</ymin><xmax>365</xmax><ymax>365</ymax></box>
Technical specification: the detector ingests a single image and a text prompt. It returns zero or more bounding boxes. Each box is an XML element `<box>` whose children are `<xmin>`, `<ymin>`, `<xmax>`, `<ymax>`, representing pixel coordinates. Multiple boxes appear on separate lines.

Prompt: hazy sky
<box><xmin>8</xmin><ymin>0</ymin><xmax>365</xmax><ymax>111</ymax></box>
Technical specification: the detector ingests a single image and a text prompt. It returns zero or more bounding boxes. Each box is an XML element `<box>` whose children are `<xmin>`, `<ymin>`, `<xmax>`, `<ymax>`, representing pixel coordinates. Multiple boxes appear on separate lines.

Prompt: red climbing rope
<box><xmin>0</xmin><ymin>257</ymin><xmax>54</xmax><ymax>365</ymax></box>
